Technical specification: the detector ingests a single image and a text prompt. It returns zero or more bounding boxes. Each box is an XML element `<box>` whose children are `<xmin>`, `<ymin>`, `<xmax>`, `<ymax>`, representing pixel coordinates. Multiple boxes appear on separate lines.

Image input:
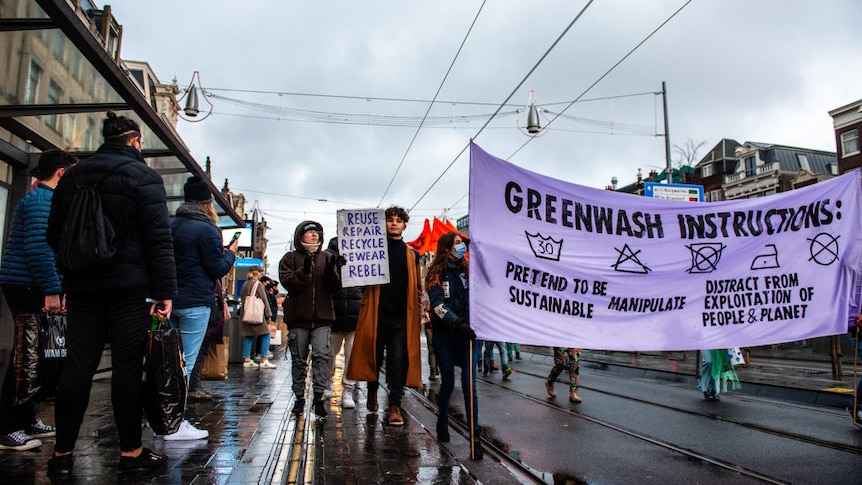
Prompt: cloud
<box><xmin>110</xmin><ymin>0</ymin><xmax>862</xmax><ymax>270</ymax></box>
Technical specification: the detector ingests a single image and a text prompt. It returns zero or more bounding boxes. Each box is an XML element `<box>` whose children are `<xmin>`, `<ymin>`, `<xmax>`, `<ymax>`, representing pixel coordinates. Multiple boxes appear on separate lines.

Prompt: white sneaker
<box><xmin>342</xmin><ymin>392</ymin><xmax>355</xmax><ymax>409</ymax></box>
<box><xmin>162</xmin><ymin>420</ymin><xmax>209</xmax><ymax>441</ymax></box>
<box><xmin>323</xmin><ymin>389</ymin><xmax>334</xmax><ymax>399</ymax></box>
<box><xmin>243</xmin><ymin>360</ymin><xmax>258</xmax><ymax>368</ymax></box>
<box><xmin>259</xmin><ymin>360</ymin><xmax>277</xmax><ymax>369</ymax></box>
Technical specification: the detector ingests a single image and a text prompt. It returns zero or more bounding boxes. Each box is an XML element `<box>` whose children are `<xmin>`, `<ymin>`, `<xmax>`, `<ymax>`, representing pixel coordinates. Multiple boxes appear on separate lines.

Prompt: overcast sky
<box><xmin>106</xmin><ymin>0</ymin><xmax>862</xmax><ymax>270</ymax></box>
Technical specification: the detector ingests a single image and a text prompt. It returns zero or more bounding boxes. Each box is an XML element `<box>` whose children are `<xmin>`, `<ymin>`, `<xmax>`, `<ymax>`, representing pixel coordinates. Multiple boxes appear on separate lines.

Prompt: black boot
<box><xmin>436</xmin><ymin>417</ymin><xmax>450</xmax><ymax>443</ymax></box>
<box><xmin>291</xmin><ymin>398</ymin><xmax>305</xmax><ymax>415</ymax></box>
<box><xmin>470</xmin><ymin>435</ymin><xmax>483</xmax><ymax>460</ymax></box>
<box><xmin>314</xmin><ymin>392</ymin><xmax>328</xmax><ymax>418</ymax></box>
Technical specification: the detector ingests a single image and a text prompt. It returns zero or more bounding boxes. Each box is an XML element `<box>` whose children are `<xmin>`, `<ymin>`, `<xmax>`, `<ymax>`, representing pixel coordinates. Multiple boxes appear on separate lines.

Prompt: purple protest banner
<box><xmin>468</xmin><ymin>141</ymin><xmax>862</xmax><ymax>351</ymax></box>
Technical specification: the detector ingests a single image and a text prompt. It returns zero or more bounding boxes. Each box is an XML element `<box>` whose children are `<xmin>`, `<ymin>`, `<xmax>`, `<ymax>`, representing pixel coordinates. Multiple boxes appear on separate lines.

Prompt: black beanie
<box><xmin>184</xmin><ymin>176</ymin><xmax>212</xmax><ymax>202</ymax></box>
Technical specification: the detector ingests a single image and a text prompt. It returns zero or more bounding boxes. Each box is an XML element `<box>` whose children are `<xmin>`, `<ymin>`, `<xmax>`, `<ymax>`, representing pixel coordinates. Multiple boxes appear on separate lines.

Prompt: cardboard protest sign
<box><xmin>336</xmin><ymin>208</ymin><xmax>390</xmax><ymax>287</ymax></box>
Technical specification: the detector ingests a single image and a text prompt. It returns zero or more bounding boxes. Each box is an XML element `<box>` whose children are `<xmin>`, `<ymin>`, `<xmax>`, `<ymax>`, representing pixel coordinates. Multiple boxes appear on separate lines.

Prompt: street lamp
<box><xmin>175</xmin><ymin>71</ymin><xmax>214</xmax><ymax>122</ymax></box>
<box><xmin>517</xmin><ymin>90</ymin><xmax>550</xmax><ymax>138</ymax></box>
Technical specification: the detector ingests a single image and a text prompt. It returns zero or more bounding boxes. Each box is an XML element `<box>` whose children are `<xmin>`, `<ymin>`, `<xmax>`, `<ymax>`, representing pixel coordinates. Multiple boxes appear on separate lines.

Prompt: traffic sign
<box><xmin>644</xmin><ymin>182</ymin><xmax>703</xmax><ymax>202</ymax></box>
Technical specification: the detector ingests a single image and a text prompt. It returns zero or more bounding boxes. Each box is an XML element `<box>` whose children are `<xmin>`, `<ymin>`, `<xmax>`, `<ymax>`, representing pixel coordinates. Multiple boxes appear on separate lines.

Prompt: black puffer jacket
<box><xmin>46</xmin><ymin>142</ymin><xmax>177</xmax><ymax>299</ymax></box>
<box><xmin>326</xmin><ymin>237</ymin><xmax>362</xmax><ymax>333</ymax></box>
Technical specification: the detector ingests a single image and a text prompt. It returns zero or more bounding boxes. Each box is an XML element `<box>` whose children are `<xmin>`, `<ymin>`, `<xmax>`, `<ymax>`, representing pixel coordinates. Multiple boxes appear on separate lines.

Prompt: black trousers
<box><xmin>367</xmin><ymin>314</ymin><xmax>407</xmax><ymax>406</ymax></box>
<box><xmin>0</xmin><ymin>285</ymin><xmax>42</xmax><ymax>434</ymax></box>
<box><xmin>54</xmin><ymin>289</ymin><xmax>149</xmax><ymax>453</ymax></box>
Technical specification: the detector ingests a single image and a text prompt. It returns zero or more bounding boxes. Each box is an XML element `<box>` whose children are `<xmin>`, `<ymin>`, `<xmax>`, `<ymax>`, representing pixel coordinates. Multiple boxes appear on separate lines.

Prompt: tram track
<box><xmin>406</xmin><ymin>363</ymin><xmax>859</xmax><ymax>485</ymax></box>
<box><xmin>508</xmin><ymin>366</ymin><xmax>862</xmax><ymax>456</ymax></box>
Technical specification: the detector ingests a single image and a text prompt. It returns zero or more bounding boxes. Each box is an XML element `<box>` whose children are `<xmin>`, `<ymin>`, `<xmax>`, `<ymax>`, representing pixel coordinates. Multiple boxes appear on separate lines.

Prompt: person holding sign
<box><xmin>279</xmin><ymin>221</ymin><xmax>343</xmax><ymax>419</ymax></box>
<box><xmin>347</xmin><ymin>206</ymin><xmax>422</xmax><ymax>426</ymax></box>
<box><xmin>425</xmin><ymin>232</ymin><xmax>482</xmax><ymax>460</ymax></box>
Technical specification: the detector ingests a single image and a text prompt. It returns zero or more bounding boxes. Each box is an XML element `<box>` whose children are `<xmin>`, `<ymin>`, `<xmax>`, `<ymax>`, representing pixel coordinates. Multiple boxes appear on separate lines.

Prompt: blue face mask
<box><xmin>453</xmin><ymin>242</ymin><xmax>467</xmax><ymax>260</ymax></box>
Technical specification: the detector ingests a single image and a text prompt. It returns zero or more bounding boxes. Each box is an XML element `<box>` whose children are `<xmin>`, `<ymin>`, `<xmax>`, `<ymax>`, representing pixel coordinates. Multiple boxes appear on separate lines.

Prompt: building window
<box><xmin>744</xmin><ymin>156</ymin><xmax>757</xmax><ymax>176</ymax></box>
<box><xmin>841</xmin><ymin>129</ymin><xmax>859</xmax><ymax>157</ymax></box>
<box><xmin>701</xmin><ymin>164</ymin><xmax>713</xmax><ymax>178</ymax></box>
<box><xmin>46</xmin><ymin>80</ymin><xmax>62</xmax><ymax>131</ymax></box>
<box><xmin>797</xmin><ymin>154</ymin><xmax>810</xmax><ymax>171</ymax></box>
<box><xmin>708</xmin><ymin>189</ymin><xmax>722</xmax><ymax>202</ymax></box>
<box><xmin>25</xmin><ymin>60</ymin><xmax>42</xmax><ymax>104</ymax></box>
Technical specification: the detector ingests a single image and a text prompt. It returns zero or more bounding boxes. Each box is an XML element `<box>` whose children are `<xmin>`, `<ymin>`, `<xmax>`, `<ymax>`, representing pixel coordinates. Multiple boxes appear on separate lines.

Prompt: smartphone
<box><xmin>227</xmin><ymin>231</ymin><xmax>242</xmax><ymax>247</ymax></box>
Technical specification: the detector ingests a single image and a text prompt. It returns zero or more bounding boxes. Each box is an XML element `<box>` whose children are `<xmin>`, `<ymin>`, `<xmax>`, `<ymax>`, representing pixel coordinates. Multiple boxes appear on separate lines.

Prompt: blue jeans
<box><xmin>851</xmin><ymin>329</ymin><xmax>861</xmax><ymax>409</ymax></box>
<box><xmin>483</xmin><ymin>341</ymin><xmax>508</xmax><ymax>370</ymax></box>
<box><xmin>243</xmin><ymin>333</ymin><xmax>271</xmax><ymax>359</ymax></box>
<box><xmin>433</xmin><ymin>330</ymin><xmax>480</xmax><ymax>432</ymax></box>
<box><xmin>170</xmin><ymin>306</ymin><xmax>211</xmax><ymax>385</ymax></box>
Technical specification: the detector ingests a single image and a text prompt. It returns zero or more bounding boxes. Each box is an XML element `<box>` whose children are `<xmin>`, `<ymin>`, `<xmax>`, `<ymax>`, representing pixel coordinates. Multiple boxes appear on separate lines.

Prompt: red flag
<box><xmin>407</xmin><ymin>218</ymin><xmax>431</xmax><ymax>251</ymax></box>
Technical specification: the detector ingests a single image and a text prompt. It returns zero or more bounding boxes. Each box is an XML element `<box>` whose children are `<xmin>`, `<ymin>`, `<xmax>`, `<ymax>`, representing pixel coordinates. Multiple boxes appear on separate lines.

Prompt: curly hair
<box><xmin>385</xmin><ymin>205</ymin><xmax>409</xmax><ymax>223</ymax></box>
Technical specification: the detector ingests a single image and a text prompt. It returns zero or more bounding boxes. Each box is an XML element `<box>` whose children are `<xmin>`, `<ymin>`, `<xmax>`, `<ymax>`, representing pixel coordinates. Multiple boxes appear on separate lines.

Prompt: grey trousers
<box><xmin>288</xmin><ymin>326</ymin><xmax>331</xmax><ymax>398</ymax></box>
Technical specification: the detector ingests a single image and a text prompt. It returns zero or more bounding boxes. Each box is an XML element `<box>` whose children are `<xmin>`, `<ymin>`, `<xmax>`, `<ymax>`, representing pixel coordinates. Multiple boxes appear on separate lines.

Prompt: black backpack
<box><xmin>55</xmin><ymin>161</ymin><xmax>131</xmax><ymax>273</ymax></box>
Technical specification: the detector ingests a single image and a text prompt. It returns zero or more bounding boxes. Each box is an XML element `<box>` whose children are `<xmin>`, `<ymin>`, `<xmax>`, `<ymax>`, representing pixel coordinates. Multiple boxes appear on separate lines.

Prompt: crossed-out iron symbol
<box><xmin>808</xmin><ymin>233</ymin><xmax>839</xmax><ymax>266</ymax></box>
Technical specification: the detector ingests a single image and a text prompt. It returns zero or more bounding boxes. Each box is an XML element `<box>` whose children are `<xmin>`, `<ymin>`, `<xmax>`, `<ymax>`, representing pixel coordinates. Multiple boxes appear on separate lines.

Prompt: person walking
<box><xmin>161</xmin><ymin>176</ymin><xmax>237</xmax><ymax>440</ymax></box>
<box><xmin>425</xmin><ymin>232</ymin><xmax>482</xmax><ymax>459</ymax></box>
<box><xmin>545</xmin><ymin>348</ymin><xmax>582</xmax><ymax>403</ymax></box>
<box><xmin>45</xmin><ymin>112</ymin><xmax>176</xmax><ymax>476</ymax></box>
<box><xmin>279</xmin><ymin>221</ymin><xmax>342</xmax><ymax>418</ymax></box>
<box><xmin>239</xmin><ymin>266</ymin><xmax>276</xmax><ymax>369</ymax></box>
<box><xmin>698</xmin><ymin>349</ymin><xmax>740</xmax><ymax>400</ymax></box>
<box><xmin>347</xmin><ymin>206</ymin><xmax>423</xmax><ymax>426</ymax></box>
<box><xmin>324</xmin><ymin>237</ymin><xmax>361</xmax><ymax>409</ymax></box>
<box><xmin>482</xmin><ymin>341</ymin><xmax>512</xmax><ymax>379</ymax></box>
<box><xmin>0</xmin><ymin>150</ymin><xmax>76</xmax><ymax>451</ymax></box>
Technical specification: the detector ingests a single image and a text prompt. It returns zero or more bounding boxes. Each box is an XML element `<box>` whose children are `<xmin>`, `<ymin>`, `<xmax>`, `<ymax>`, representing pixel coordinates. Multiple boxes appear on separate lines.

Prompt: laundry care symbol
<box><xmin>525</xmin><ymin>231</ymin><xmax>563</xmax><ymax>261</ymax></box>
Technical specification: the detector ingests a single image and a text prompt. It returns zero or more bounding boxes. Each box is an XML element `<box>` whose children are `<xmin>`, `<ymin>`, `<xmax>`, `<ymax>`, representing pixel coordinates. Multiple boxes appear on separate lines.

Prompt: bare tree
<box><xmin>672</xmin><ymin>138</ymin><xmax>707</xmax><ymax>183</ymax></box>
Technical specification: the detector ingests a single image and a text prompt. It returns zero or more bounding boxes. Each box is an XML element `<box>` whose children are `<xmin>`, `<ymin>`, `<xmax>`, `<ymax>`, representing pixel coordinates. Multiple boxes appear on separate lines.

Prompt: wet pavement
<box><xmin>0</xmin><ymin>342</ymin><xmax>856</xmax><ymax>484</ymax></box>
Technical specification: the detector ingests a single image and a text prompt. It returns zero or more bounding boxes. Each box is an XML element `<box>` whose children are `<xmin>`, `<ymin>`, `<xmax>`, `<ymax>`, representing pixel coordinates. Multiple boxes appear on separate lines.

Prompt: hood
<box><xmin>293</xmin><ymin>220</ymin><xmax>324</xmax><ymax>252</ymax></box>
<box><xmin>327</xmin><ymin>237</ymin><xmax>340</xmax><ymax>256</ymax></box>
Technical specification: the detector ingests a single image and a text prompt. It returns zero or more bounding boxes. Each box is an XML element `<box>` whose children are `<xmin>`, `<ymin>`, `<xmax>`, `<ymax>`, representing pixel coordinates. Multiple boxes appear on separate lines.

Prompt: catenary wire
<box><xmin>507</xmin><ymin>0</ymin><xmax>694</xmax><ymax>160</ymax></box>
<box><xmin>376</xmin><ymin>0</ymin><xmax>488</xmax><ymax>208</ymax></box>
<box><xmin>408</xmin><ymin>0</ymin><xmax>597</xmax><ymax>213</ymax></box>
<box><xmin>444</xmin><ymin>0</ymin><xmax>695</xmax><ymax>212</ymax></box>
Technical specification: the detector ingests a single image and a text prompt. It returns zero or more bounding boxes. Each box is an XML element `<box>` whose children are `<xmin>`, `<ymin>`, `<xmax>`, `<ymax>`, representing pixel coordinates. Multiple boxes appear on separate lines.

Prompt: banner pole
<box><xmin>468</xmin><ymin>339</ymin><xmax>476</xmax><ymax>459</ymax></box>
<box><xmin>854</xmin><ymin>324</ymin><xmax>859</xmax><ymax>426</ymax></box>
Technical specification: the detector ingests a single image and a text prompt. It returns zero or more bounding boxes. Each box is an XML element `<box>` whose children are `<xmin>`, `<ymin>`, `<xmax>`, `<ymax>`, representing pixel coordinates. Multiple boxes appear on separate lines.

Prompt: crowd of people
<box><xmin>1</xmin><ymin>112</ymin><xmax>860</xmax><ymax>480</ymax></box>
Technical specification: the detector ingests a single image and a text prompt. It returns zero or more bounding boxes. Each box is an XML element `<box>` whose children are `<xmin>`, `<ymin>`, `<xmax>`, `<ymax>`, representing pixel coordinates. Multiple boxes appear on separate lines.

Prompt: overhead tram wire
<box><xmin>231</xmin><ymin>188</ymin><xmax>367</xmax><ymax>207</ymax></box>
<box><xmin>444</xmin><ymin>0</ymin><xmax>695</xmax><ymax>212</ymax></box>
<box><xmin>199</xmin><ymin>85</ymin><xmax>658</xmax><ymax>109</ymax></box>
<box><xmin>507</xmin><ymin>0</ymin><xmax>694</xmax><ymax>160</ymax></box>
<box><xmin>408</xmin><ymin>0</ymin><xmax>596</xmax><ymax>213</ymax></box>
<box><xmin>376</xmin><ymin>0</ymin><xmax>488</xmax><ymax>208</ymax></box>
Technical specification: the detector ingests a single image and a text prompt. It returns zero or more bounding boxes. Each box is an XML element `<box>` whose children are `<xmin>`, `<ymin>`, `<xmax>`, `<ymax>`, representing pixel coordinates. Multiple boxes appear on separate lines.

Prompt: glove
<box><xmin>302</xmin><ymin>257</ymin><xmax>312</xmax><ymax>274</ymax></box>
<box><xmin>334</xmin><ymin>255</ymin><xmax>347</xmax><ymax>268</ymax></box>
<box><xmin>455</xmin><ymin>319</ymin><xmax>476</xmax><ymax>340</ymax></box>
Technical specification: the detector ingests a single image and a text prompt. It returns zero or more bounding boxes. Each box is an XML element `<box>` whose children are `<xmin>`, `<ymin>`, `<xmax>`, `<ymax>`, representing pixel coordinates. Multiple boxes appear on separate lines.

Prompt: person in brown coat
<box><xmin>346</xmin><ymin>206</ymin><xmax>422</xmax><ymax>426</ymax></box>
<box><xmin>279</xmin><ymin>221</ymin><xmax>342</xmax><ymax>418</ymax></box>
<box><xmin>240</xmin><ymin>265</ymin><xmax>275</xmax><ymax>369</ymax></box>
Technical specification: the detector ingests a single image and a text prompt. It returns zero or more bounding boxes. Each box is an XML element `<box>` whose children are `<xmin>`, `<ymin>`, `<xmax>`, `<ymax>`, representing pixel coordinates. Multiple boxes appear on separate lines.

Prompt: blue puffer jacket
<box><xmin>171</xmin><ymin>205</ymin><xmax>236</xmax><ymax>309</ymax></box>
<box><xmin>0</xmin><ymin>183</ymin><xmax>62</xmax><ymax>294</ymax></box>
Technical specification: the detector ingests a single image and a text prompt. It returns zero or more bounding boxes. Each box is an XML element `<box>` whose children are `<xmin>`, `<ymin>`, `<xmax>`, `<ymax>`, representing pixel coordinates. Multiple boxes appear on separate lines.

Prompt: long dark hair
<box><xmin>423</xmin><ymin>232</ymin><xmax>467</xmax><ymax>290</ymax></box>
